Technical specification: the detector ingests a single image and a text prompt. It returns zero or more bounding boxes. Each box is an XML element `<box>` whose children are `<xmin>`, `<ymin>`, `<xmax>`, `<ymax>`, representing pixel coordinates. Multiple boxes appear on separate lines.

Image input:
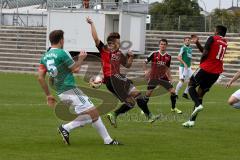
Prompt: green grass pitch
<box><xmin>0</xmin><ymin>72</ymin><xmax>240</xmax><ymax>160</ymax></box>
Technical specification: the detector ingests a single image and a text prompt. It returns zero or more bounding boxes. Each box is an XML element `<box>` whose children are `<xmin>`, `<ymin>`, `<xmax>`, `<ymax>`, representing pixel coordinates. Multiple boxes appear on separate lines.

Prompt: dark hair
<box><xmin>184</xmin><ymin>37</ymin><xmax>191</xmax><ymax>40</ymax></box>
<box><xmin>159</xmin><ymin>39</ymin><xmax>168</xmax><ymax>45</ymax></box>
<box><xmin>49</xmin><ymin>30</ymin><xmax>64</xmax><ymax>45</ymax></box>
<box><xmin>216</xmin><ymin>25</ymin><xmax>227</xmax><ymax>37</ymax></box>
<box><xmin>107</xmin><ymin>32</ymin><xmax>120</xmax><ymax>44</ymax></box>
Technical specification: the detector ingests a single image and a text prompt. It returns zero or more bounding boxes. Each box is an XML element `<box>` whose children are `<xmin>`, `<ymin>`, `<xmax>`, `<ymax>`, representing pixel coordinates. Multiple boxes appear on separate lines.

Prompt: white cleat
<box><xmin>190</xmin><ymin>105</ymin><xmax>203</xmax><ymax>118</ymax></box>
<box><xmin>182</xmin><ymin>120</ymin><xmax>195</xmax><ymax>128</ymax></box>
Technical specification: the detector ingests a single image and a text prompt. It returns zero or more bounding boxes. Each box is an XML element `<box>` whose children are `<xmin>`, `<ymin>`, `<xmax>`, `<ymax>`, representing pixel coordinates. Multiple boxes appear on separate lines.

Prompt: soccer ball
<box><xmin>89</xmin><ymin>75</ymin><xmax>103</xmax><ymax>89</ymax></box>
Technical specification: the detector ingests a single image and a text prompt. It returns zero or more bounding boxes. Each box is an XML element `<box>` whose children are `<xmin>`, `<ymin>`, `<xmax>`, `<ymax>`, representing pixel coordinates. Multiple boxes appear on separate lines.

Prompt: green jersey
<box><xmin>40</xmin><ymin>48</ymin><xmax>76</xmax><ymax>95</ymax></box>
<box><xmin>179</xmin><ymin>45</ymin><xmax>192</xmax><ymax>67</ymax></box>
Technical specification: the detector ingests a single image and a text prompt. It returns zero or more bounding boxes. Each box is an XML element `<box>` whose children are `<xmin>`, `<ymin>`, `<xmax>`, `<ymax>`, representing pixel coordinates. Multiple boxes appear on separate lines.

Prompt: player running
<box><xmin>226</xmin><ymin>70</ymin><xmax>240</xmax><ymax>109</ymax></box>
<box><xmin>143</xmin><ymin>39</ymin><xmax>182</xmax><ymax>114</ymax></box>
<box><xmin>86</xmin><ymin>17</ymin><xmax>159</xmax><ymax>127</ymax></box>
<box><xmin>182</xmin><ymin>25</ymin><xmax>228</xmax><ymax>127</ymax></box>
<box><xmin>175</xmin><ymin>37</ymin><xmax>193</xmax><ymax>99</ymax></box>
<box><xmin>38</xmin><ymin>30</ymin><xmax>120</xmax><ymax>145</ymax></box>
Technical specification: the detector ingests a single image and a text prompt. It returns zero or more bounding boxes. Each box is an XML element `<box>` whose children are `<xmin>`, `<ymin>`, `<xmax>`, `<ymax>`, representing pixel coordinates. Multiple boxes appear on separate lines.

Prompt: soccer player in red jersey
<box><xmin>182</xmin><ymin>25</ymin><xmax>228</xmax><ymax>127</ymax></box>
<box><xmin>143</xmin><ymin>39</ymin><xmax>182</xmax><ymax>114</ymax></box>
<box><xmin>86</xmin><ymin>17</ymin><xmax>159</xmax><ymax>127</ymax></box>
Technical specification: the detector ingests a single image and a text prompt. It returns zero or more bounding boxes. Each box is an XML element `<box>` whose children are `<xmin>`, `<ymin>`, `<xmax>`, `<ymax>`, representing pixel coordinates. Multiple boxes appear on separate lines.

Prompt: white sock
<box><xmin>184</xmin><ymin>86</ymin><xmax>189</xmax><ymax>94</ymax></box>
<box><xmin>233</xmin><ymin>102</ymin><xmax>240</xmax><ymax>109</ymax></box>
<box><xmin>63</xmin><ymin>114</ymin><xmax>92</xmax><ymax>132</ymax></box>
<box><xmin>176</xmin><ymin>81</ymin><xmax>183</xmax><ymax>95</ymax></box>
<box><xmin>92</xmin><ymin>117</ymin><xmax>113</xmax><ymax>144</ymax></box>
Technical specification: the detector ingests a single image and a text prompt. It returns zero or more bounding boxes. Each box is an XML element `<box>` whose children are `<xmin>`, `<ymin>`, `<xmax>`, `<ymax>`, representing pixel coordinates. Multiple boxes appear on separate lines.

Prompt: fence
<box><xmin>148</xmin><ymin>14</ymin><xmax>240</xmax><ymax>33</ymax></box>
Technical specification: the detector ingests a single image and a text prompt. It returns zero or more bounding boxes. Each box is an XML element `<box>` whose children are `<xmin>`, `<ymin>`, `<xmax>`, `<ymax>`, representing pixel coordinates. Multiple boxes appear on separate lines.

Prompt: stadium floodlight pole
<box><xmin>219</xmin><ymin>0</ymin><xmax>221</xmax><ymax>9</ymax></box>
<box><xmin>199</xmin><ymin>0</ymin><xmax>207</xmax><ymax>32</ymax></box>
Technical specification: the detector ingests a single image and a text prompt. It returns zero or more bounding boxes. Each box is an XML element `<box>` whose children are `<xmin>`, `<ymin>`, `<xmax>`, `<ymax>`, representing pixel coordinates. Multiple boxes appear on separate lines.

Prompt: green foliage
<box><xmin>149</xmin><ymin>0</ymin><xmax>204</xmax><ymax>31</ymax></box>
<box><xmin>150</xmin><ymin>0</ymin><xmax>201</xmax><ymax>16</ymax></box>
<box><xmin>209</xmin><ymin>9</ymin><xmax>240</xmax><ymax>33</ymax></box>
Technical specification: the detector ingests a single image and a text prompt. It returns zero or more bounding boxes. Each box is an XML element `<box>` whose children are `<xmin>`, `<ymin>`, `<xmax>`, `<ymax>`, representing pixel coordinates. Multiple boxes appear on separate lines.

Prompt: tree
<box><xmin>149</xmin><ymin>0</ymin><xmax>204</xmax><ymax>31</ymax></box>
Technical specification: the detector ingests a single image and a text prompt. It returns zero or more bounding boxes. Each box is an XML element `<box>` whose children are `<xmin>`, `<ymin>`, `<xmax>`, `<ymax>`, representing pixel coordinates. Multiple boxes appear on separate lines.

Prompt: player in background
<box><xmin>175</xmin><ymin>37</ymin><xmax>193</xmax><ymax>99</ymax></box>
<box><xmin>38</xmin><ymin>30</ymin><xmax>120</xmax><ymax>145</ymax></box>
<box><xmin>86</xmin><ymin>17</ymin><xmax>159</xmax><ymax>127</ymax></box>
<box><xmin>226</xmin><ymin>70</ymin><xmax>240</xmax><ymax>109</ymax></box>
<box><xmin>143</xmin><ymin>39</ymin><xmax>182</xmax><ymax>114</ymax></box>
<box><xmin>182</xmin><ymin>25</ymin><xmax>228</xmax><ymax>127</ymax></box>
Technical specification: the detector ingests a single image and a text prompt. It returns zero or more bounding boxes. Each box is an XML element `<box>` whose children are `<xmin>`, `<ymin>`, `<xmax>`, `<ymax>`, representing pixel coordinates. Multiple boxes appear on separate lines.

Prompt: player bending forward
<box><xmin>227</xmin><ymin>70</ymin><xmax>240</xmax><ymax>109</ymax></box>
<box><xmin>182</xmin><ymin>25</ymin><xmax>228</xmax><ymax>127</ymax></box>
<box><xmin>38</xmin><ymin>30</ymin><xmax>120</xmax><ymax>145</ymax></box>
<box><xmin>87</xmin><ymin>17</ymin><xmax>159</xmax><ymax>127</ymax></box>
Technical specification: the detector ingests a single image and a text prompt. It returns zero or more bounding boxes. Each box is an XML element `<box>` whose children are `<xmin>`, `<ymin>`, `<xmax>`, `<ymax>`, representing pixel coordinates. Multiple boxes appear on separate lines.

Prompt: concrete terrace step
<box><xmin>0</xmin><ymin>37</ymin><xmax>46</xmax><ymax>43</ymax></box>
<box><xmin>0</xmin><ymin>29</ymin><xmax>46</xmax><ymax>34</ymax></box>
<box><xmin>0</xmin><ymin>52</ymin><xmax>42</xmax><ymax>58</ymax></box>
<box><xmin>0</xmin><ymin>56</ymin><xmax>40</xmax><ymax>63</ymax></box>
<box><xmin>0</xmin><ymin>48</ymin><xmax>45</xmax><ymax>54</ymax></box>
<box><xmin>146</xmin><ymin>30</ymin><xmax>240</xmax><ymax>37</ymax></box>
<box><xmin>0</xmin><ymin>25</ymin><xmax>47</xmax><ymax>30</ymax></box>
<box><xmin>0</xmin><ymin>61</ymin><xmax>39</xmax><ymax>68</ymax></box>
<box><xmin>0</xmin><ymin>44</ymin><xmax>46</xmax><ymax>50</ymax></box>
<box><xmin>0</xmin><ymin>65</ymin><xmax>38</xmax><ymax>72</ymax></box>
<box><xmin>0</xmin><ymin>41</ymin><xmax>46</xmax><ymax>46</ymax></box>
<box><xmin>0</xmin><ymin>33</ymin><xmax>46</xmax><ymax>38</ymax></box>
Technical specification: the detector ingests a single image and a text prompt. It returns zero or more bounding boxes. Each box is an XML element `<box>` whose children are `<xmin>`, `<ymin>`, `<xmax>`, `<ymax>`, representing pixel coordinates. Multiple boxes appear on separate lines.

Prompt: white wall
<box><xmin>47</xmin><ymin>10</ymin><xmax>105</xmax><ymax>52</ymax></box>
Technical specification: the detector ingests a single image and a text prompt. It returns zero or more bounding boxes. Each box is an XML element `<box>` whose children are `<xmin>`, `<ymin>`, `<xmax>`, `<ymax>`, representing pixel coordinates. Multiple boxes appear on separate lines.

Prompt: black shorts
<box><xmin>189</xmin><ymin>68</ymin><xmax>220</xmax><ymax>92</ymax></box>
<box><xmin>105</xmin><ymin>74</ymin><xmax>134</xmax><ymax>102</ymax></box>
<box><xmin>147</xmin><ymin>79</ymin><xmax>173</xmax><ymax>90</ymax></box>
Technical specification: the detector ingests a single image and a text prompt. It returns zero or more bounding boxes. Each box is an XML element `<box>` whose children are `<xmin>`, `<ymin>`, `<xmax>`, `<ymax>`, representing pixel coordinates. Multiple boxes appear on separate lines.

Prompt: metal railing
<box><xmin>148</xmin><ymin>14</ymin><xmax>240</xmax><ymax>33</ymax></box>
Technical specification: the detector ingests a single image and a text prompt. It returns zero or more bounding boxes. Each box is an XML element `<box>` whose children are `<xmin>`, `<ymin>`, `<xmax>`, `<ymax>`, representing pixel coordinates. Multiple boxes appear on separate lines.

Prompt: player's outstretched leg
<box><xmin>107</xmin><ymin>103</ymin><xmax>133</xmax><ymax>128</ymax></box>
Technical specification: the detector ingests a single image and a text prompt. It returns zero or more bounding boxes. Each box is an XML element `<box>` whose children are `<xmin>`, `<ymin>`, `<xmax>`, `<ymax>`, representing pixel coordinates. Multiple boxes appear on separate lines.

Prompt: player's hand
<box><xmin>127</xmin><ymin>51</ymin><xmax>134</xmax><ymax>58</ymax></box>
<box><xmin>86</xmin><ymin>17</ymin><xmax>93</xmax><ymax>24</ymax></box>
<box><xmin>191</xmin><ymin>35</ymin><xmax>199</xmax><ymax>43</ymax></box>
<box><xmin>226</xmin><ymin>81</ymin><xmax>232</xmax><ymax>88</ymax></box>
<box><xmin>144</xmin><ymin>70</ymin><xmax>150</xmax><ymax>80</ymax></box>
<box><xmin>79</xmin><ymin>50</ymin><xmax>87</xmax><ymax>60</ymax></box>
<box><xmin>47</xmin><ymin>95</ymin><xmax>56</xmax><ymax>108</ymax></box>
<box><xmin>184</xmin><ymin>64</ymin><xmax>188</xmax><ymax>70</ymax></box>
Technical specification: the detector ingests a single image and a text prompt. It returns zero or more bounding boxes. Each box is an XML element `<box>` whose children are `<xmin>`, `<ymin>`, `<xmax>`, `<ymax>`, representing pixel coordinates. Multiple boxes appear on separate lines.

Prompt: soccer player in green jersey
<box><xmin>38</xmin><ymin>30</ymin><xmax>120</xmax><ymax>145</ymax></box>
<box><xmin>175</xmin><ymin>37</ymin><xmax>193</xmax><ymax>99</ymax></box>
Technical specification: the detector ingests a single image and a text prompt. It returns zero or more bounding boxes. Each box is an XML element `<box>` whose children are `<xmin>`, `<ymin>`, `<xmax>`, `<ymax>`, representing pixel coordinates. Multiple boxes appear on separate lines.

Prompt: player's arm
<box><xmin>86</xmin><ymin>17</ymin><xmax>100</xmax><ymax>46</ymax></box>
<box><xmin>227</xmin><ymin>70</ymin><xmax>240</xmax><ymax>88</ymax></box>
<box><xmin>143</xmin><ymin>52</ymin><xmax>154</xmax><ymax>74</ymax></box>
<box><xmin>191</xmin><ymin>35</ymin><xmax>204</xmax><ymax>53</ymax></box>
<box><xmin>201</xmin><ymin>36</ymin><xmax>214</xmax><ymax>62</ymax></box>
<box><xmin>69</xmin><ymin>51</ymin><xmax>87</xmax><ymax>73</ymax></box>
<box><xmin>177</xmin><ymin>48</ymin><xmax>188</xmax><ymax>69</ymax></box>
<box><xmin>122</xmin><ymin>51</ymin><xmax>134</xmax><ymax>68</ymax></box>
<box><xmin>37</xmin><ymin>65</ymin><xmax>56</xmax><ymax>108</ymax></box>
<box><xmin>165</xmin><ymin>56</ymin><xmax>173</xmax><ymax>82</ymax></box>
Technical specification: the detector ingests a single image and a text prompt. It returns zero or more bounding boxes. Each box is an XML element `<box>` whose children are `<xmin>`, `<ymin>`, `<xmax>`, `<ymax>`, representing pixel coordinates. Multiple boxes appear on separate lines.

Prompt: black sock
<box><xmin>189</xmin><ymin>86</ymin><xmax>201</xmax><ymax>107</ymax></box>
<box><xmin>170</xmin><ymin>94</ymin><xmax>177</xmax><ymax>109</ymax></box>
<box><xmin>199</xmin><ymin>98</ymin><xmax>203</xmax><ymax>105</ymax></box>
<box><xmin>114</xmin><ymin>103</ymin><xmax>133</xmax><ymax>116</ymax></box>
<box><xmin>136</xmin><ymin>97</ymin><xmax>150</xmax><ymax>116</ymax></box>
<box><xmin>190</xmin><ymin>98</ymin><xmax>203</xmax><ymax>121</ymax></box>
<box><xmin>144</xmin><ymin>96</ymin><xmax>150</xmax><ymax>103</ymax></box>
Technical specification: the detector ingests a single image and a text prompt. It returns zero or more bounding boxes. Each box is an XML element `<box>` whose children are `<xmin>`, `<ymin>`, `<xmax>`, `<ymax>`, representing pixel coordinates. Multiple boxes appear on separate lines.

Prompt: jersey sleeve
<box><xmin>62</xmin><ymin>50</ymin><xmax>75</xmax><ymax>68</ymax></box>
<box><xmin>145</xmin><ymin>52</ymin><xmax>154</xmax><ymax>64</ymax></box>
<box><xmin>204</xmin><ymin>36</ymin><xmax>214</xmax><ymax>51</ymax></box>
<box><xmin>166</xmin><ymin>56</ymin><xmax>171</xmax><ymax>67</ymax></box>
<box><xmin>178</xmin><ymin>46</ymin><xmax>184</xmax><ymax>56</ymax></box>
<box><xmin>96</xmin><ymin>41</ymin><xmax>105</xmax><ymax>53</ymax></box>
<box><xmin>38</xmin><ymin>56</ymin><xmax>47</xmax><ymax>73</ymax></box>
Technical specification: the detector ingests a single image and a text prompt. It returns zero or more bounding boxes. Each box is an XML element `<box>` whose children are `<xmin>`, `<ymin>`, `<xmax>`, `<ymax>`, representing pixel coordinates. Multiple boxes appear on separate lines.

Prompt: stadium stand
<box><xmin>0</xmin><ymin>26</ymin><xmax>239</xmax><ymax>83</ymax></box>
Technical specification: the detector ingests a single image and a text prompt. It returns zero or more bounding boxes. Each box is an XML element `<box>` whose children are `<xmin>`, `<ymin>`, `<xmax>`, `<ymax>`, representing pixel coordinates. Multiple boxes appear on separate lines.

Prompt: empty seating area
<box><xmin>0</xmin><ymin>26</ymin><xmax>239</xmax><ymax>84</ymax></box>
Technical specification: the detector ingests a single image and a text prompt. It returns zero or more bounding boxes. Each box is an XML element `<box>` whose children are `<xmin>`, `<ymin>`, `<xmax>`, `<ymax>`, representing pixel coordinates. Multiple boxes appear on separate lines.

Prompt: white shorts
<box><xmin>58</xmin><ymin>88</ymin><xmax>94</xmax><ymax>114</ymax></box>
<box><xmin>232</xmin><ymin>89</ymin><xmax>240</xmax><ymax>100</ymax></box>
<box><xmin>179</xmin><ymin>66</ymin><xmax>193</xmax><ymax>80</ymax></box>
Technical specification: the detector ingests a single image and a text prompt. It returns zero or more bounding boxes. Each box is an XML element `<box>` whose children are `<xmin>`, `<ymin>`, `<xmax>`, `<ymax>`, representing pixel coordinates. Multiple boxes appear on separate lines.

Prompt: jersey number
<box><xmin>216</xmin><ymin>45</ymin><xmax>226</xmax><ymax>60</ymax></box>
<box><xmin>47</xmin><ymin>59</ymin><xmax>58</xmax><ymax>77</ymax></box>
